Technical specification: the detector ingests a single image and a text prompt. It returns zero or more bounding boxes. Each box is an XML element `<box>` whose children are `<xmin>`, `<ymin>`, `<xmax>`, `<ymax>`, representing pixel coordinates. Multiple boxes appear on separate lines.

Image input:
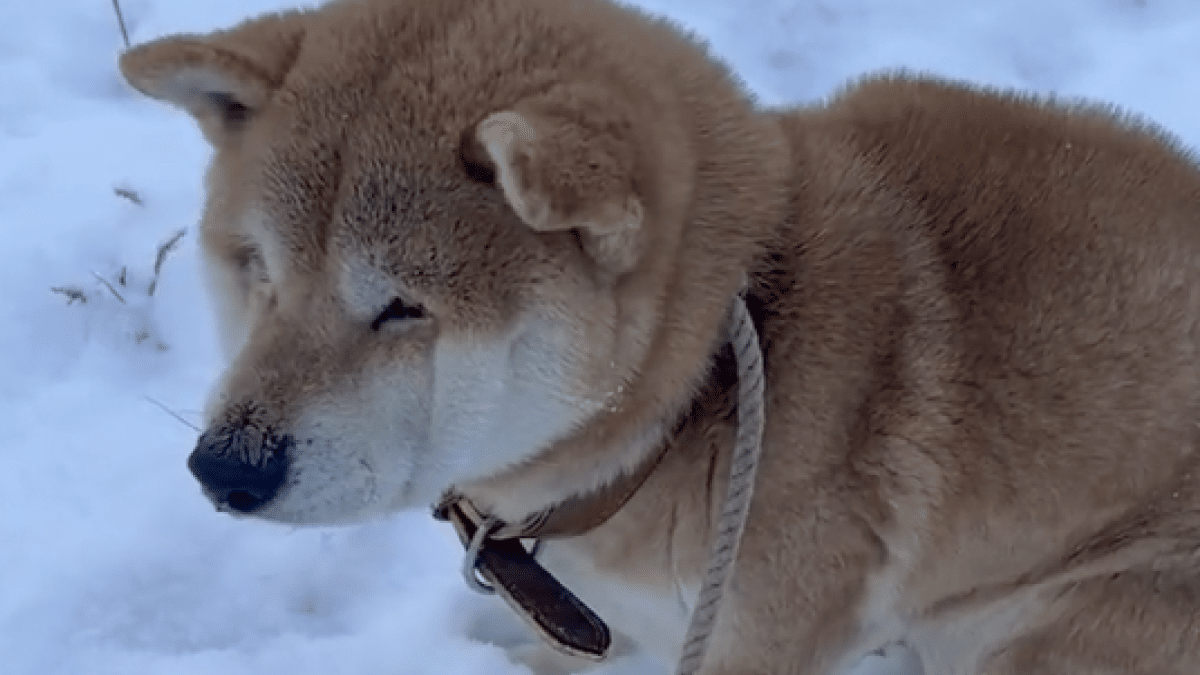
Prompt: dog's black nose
<box><xmin>188</xmin><ymin>425</ymin><xmax>290</xmax><ymax>513</ymax></box>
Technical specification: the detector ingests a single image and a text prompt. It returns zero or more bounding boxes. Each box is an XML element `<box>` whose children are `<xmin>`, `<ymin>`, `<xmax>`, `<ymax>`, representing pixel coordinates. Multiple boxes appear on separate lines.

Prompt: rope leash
<box><xmin>674</xmin><ymin>295</ymin><xmax>766</xmax><ymax>675</ymax></box>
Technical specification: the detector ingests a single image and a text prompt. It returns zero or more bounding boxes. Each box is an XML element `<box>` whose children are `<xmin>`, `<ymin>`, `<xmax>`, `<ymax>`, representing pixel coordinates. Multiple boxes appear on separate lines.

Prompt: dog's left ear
<box><xmin>475</xmin><ymin>88</ymin><xmax>646</xmax><ymax>274</ymax></box>
<box><xmin>119</xmin><ymin>11</ymin><xmax>306</xmax><ymax>143</ymax></box>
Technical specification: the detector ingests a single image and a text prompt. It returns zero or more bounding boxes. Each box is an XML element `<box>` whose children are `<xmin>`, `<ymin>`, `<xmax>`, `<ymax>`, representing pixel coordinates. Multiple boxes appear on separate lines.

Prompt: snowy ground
<box><xmin>2</xmin><ymin>1</ymin><xmax>1198</xmax><ymax>674</ymax></box>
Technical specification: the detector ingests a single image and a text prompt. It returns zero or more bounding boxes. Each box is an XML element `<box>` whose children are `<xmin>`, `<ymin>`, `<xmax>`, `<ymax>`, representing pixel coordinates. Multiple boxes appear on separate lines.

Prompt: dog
<box><xmin>119</xmin><ymin>0</ymin><xmax>1200</xmax><ymax>672</ymax></box>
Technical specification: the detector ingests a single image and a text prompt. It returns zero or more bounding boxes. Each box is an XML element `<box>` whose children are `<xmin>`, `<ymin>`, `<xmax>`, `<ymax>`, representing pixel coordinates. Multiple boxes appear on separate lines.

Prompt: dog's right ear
<box><xmin>119</xmin><ymin>12</ymin><xmax>306</xmax><ymax>143</ymax></box>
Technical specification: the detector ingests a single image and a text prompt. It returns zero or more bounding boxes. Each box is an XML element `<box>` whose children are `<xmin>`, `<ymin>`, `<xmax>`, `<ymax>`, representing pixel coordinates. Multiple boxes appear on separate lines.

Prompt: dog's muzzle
<box><xmin>187</xmin><ymin>424</ymin><xmax>290</xmax><ymax>514</ymax></box>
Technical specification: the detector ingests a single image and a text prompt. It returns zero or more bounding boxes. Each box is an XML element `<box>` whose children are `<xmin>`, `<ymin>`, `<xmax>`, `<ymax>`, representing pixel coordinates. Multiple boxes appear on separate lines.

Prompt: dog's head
<box><xmin>120</xmin><ymin>0</ymin><xmax>784</xmax><ymax>524</ymax></box>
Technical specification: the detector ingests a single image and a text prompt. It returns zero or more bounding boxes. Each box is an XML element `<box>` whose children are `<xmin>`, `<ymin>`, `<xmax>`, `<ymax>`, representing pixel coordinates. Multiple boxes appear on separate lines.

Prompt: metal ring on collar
<box><xmin>461</xmin><ymin>515</ymin><xmax>501</xmax><ymax>595</ymax></box>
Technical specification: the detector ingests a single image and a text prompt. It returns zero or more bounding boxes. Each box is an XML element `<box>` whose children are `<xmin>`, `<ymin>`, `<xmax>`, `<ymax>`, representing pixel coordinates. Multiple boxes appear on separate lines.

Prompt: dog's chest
<box><xmin>536</xmin><ymin>539</ymin><xmax>696</xmax><ymax>666</ymax></box>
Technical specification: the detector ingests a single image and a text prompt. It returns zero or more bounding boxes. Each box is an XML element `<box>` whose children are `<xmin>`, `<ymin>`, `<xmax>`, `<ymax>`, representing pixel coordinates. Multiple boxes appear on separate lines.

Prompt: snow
<box><xmin>1</xmin><ymin>1</ymin><xmax>1197</xmax><ymax>674</ymax></box>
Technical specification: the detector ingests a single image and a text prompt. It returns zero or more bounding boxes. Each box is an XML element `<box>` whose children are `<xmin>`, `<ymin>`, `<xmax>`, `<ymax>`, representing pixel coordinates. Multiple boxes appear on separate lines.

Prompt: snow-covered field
<box><xmin>1</xmin><ymin>1</ymin><xmax>1197</xmax><ymax>674</ymax></box>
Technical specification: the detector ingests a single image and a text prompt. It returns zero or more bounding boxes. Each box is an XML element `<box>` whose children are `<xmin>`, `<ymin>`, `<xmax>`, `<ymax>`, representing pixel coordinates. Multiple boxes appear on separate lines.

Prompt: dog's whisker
<box><xmin>144</xmin><ymin>395</ymin><xmax>201</xmax><ymax>432</ymax></box>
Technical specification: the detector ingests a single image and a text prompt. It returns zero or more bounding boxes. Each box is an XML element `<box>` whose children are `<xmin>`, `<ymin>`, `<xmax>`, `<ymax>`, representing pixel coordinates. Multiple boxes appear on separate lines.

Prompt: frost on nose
<box><xmin>188</xmin><ymin>422</ymin><xmax>290</xmax><ymax>513</ymax></box>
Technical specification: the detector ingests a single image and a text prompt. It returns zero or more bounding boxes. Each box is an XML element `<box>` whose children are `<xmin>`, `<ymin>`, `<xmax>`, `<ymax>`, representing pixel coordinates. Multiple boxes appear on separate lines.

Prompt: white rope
<box><xmin>674</xmin><ymin>295</ymin><xmax>767</xmax><ymax>675</ymax></box>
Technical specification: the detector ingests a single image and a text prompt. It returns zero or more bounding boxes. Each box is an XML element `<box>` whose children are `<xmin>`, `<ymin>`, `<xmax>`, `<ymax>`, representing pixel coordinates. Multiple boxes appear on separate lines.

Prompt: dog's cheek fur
<box><xmin>271</xmin><ymin>351</ymin><xmax>436</xmax><ymax>523</ymax></box>
<box><xmin>427</xmin><ymin>322</ymin><xmax>595</xmax><ymax>490</ymax></box>
<box><xmin>249</xmin><ymin>302</ymin><xmax>620</xmax><ymax>522</ymax></box>
<box><xmin>207</xmin><ymin>300</ymin><xmax>440</xmax><ymax>523</ymax></box>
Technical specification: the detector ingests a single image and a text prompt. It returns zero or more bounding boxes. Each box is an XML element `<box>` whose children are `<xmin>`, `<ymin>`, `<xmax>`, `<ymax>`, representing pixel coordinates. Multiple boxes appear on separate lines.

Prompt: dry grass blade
<box><xmin>145</xmin><ymin>396</ymin><xmax>201</xmax><ymax>432</ymax></box>
<box><xmin>51</xmin><ymin>286</ymin><xmax>89</xmax><ymax>305</ymax></box>
<box><xmin>92</xmin><ymin>271</ymin><xmax>127</xmax><ymax>304</ymax></box>
<box><xmin>114</xmin><ymin>187</ymin><xmax>143</xmax><ymax>206</ymax></box>
<box><xmin>111</xmin><ymin>0</ymin><xmax>131</xmax><ymax>48</ymax></box>
<box><xmin>148</xmin><ymin>228</ymin><xmax>187</xmax><ymax>297</ymax></box>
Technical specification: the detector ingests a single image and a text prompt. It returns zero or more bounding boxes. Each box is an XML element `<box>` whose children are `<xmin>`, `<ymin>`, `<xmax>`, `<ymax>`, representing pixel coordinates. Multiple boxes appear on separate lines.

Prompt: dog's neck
<box><xmin>442</xmin><ymin>288</ymin><xmax>759</xmax><ymax>534</ymax></box>
<box><xmin>445</xmin><ymin>350</ymin><xmax>721</xmax><ymax>526</ymax></box>
<box><xmin>443</xmin><ymin>328</ymin><xmax>745</xmax><ymax>537</ymax></box>
<box><xmin>431</xmin><ymin>294</ymin><xmax>764</xmax><ymax>663</ymax></box>
<box><xmin>429</xmin><ymin>367</ymin><xmax>692</xmax><ymax>662</ymax></box>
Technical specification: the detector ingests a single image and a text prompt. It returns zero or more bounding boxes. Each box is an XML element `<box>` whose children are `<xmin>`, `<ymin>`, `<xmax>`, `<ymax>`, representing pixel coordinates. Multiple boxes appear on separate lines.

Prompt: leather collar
<box><xmin>431</xmin><ymin>440</ymin><xmax>671</xmax><ymax>660</ymax></box>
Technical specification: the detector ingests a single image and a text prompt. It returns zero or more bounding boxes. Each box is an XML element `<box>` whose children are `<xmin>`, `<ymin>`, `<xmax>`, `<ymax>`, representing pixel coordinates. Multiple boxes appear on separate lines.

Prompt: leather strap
<box><xmin>431</xmin><ymin>434</ymin><xmax>672</xmax><ymax>659</ymax></box>
<box><xmin>433</xmin><ymin>498</ymin><xmax>612</xmax><ymax>660</ymax></box>
<box><xmin>486</xmin><ymin>441</ymin><xmax>672</xmax><ymax>541</ymax></box>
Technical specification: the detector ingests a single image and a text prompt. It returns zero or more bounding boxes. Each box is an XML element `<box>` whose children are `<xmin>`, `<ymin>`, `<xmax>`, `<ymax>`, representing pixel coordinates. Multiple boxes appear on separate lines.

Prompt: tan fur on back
<box><xmin>121</xmin><ymin>1</ymin><xmax>1200</xmax><ymax>673</ymax></box>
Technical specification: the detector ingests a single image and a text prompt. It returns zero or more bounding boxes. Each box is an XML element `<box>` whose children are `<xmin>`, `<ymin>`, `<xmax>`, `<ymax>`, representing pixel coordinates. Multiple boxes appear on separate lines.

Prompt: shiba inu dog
<box><xmin>119</xmin><ymin>0</ymin><xmax>1200</xmax><ymax>672</ymax></box>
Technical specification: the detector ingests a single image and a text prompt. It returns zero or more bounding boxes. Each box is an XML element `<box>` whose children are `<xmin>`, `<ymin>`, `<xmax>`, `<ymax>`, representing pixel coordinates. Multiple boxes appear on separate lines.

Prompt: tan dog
<box><xmin>120</xmin><ymin>0</ymin><xmax>1200</xmax><ymax>673</ymax></box>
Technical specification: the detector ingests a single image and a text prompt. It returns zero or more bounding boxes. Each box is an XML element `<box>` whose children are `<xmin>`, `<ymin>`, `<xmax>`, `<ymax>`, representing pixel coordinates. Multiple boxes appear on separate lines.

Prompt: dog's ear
<box><xmin>476</xmin><ymin>88</ymin><xmax>646</xmax><ymax>274</ymax></box>
<box><xmin>119</xmin><ymin>12</ymin><xmax>306</xmax><ymax>143</ymax></box>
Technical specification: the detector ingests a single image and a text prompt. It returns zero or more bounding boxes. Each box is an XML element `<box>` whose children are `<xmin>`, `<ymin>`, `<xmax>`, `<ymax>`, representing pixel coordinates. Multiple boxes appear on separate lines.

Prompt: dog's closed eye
<box><xmin>371</xmin><ymin>297</ymin><xmax>428</xmax><ymax>331</ymax></box>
